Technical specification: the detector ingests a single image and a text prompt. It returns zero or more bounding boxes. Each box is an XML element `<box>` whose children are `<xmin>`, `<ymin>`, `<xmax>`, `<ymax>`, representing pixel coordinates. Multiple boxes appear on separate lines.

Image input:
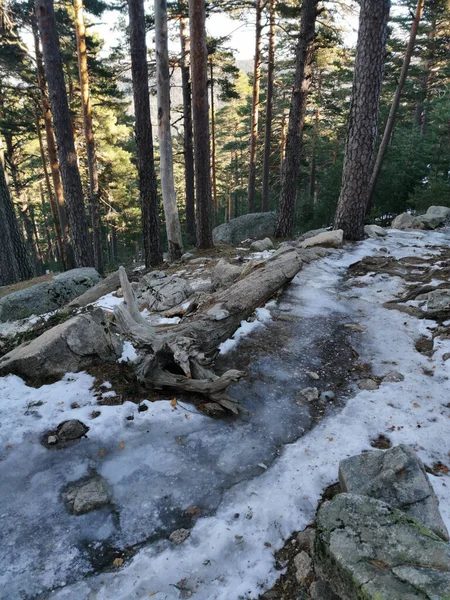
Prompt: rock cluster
<box><xmin>313</xmin><ymin>445</ymin><xmax>449</xmax><ymax>600</ymax></box>
<box><xmin>392</xmin><ymin>205</ymin><xmax>450</xmax><ymax>231</ymax></box>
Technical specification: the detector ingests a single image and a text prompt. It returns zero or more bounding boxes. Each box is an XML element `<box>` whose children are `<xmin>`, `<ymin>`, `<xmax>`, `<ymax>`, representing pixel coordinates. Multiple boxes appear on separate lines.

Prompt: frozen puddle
<box><xmin>1</xmin><ymin>230</ymin><xmax>450</xmax><ymax>599</ymax></box>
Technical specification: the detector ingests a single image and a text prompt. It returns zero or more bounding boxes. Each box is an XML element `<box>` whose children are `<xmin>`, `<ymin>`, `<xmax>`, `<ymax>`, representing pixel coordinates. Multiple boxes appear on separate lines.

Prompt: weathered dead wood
<box><xmin>114</xmin><ymin>248</ymin><xmax>302</xmax><ymax>413</ymax></box>
<box><xmin>68</xmin><ymin>268</ymin><xmax>133</xmax><ymax>308</ymax></box>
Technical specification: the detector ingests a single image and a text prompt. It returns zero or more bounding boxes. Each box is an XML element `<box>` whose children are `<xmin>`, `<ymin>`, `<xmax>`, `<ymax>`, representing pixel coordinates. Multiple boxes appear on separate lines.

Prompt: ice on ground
<box><xmin>1</xmin><ymin>228</ymin><xmax>450</xmax><ymax>600</ymax></box>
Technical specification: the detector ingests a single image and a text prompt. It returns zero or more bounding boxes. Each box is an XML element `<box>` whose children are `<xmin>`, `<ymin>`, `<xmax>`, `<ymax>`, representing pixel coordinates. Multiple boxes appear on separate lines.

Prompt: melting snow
<box><xmin>1</xmin><ymin>229</ymin><xmax>450</xmax><ymax>599</ymax></box>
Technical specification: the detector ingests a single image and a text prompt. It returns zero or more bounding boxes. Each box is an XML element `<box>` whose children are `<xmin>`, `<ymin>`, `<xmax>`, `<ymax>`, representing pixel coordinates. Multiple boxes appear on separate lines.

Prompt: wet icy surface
<box><xmin>2</xmin><ymin>229</ymin><xmax>450</xmax><ymax>599</ymax></box>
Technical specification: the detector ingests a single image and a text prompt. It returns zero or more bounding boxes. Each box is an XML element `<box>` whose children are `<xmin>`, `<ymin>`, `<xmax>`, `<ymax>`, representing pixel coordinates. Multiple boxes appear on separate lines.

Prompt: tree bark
<box><xmin>74</xmin><ymin>0</ymin><xmax>104</xmax><ymax>275</ymax></box>
<box><xmin>154</xmin><ymin>0</ymin><xmax>183</xmax><ymax>262</ymax></box>
<box><xmin>36</xmin><ymin>111</ymin><xmax>64</xmax><ymax>265</ymax></box>
<box><xmin>127</xmin><ymin>0</ymin><xmax>163</xmax><ymax>267</ymax></box>
<box><xmin>189</xmin><ymin>0</ymin><xmax>214</xmax><ymax>249</ymax></box>
<box><xmin>309</xmin><ymin>70</ymin><xmax>321</xmax><ymax>203</ymax></box>
<box><xmin>368</xmin><ymin>0</ymin><xmax>424</xmax><ymax>207</ymax></box>
<box><xmin>209</xmin><ymin>59</ymin><xmax>218</xmax><ymax>223</ymax></box>
<box><xmin>180</xmin><ymin>14</ymin><xmax>196</xmax><ymax>241</ymax></box>
<box><xmin>274</xmin><ymin>0</ymin><xmax>318</xmax><ymax>238</ymax></box>
<box><xmin>247</xmin><ymin>0</ymin><xmax>262</xmax><ymax>213</ymax></box>
<box><xmin>333</xmin><ymin>0</ymin><xmax>391</xmax><ymax>241</ymax></box>
<box><xmin>280</xmin><ymin>107</ymin><xmax>286</xmax><ymax>175</ymax></box>
<box><xmin>262</xmin><ymin>0</ymin><xmax>275</xmax><ymax>212</ymax></box>
<box><xmin>32</xmin><ymin>15</ymin><xmax>73</xmax><ymax>270</ymax></box>
<box><xmin>0</xmin><ymin>150</ymin><xmax>34</xmax><ymax>283</ymax></box>
<box><xmin>35</xmin><ymin>0</ymin><xmax>93</xmax><ymax>267</ymax></box>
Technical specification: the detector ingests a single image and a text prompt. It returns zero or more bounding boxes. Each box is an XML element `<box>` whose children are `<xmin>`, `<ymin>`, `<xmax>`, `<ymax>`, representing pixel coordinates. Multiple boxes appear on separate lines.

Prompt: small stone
<box><xmin>90</xmin><ymin>411</ymin><xmax>101</xmax><ymax>419</ymax></box>
<box><xmin>382</xmin><ymin>370</ymin><xmax>404</xmax><ymax>383</ymax></box>
<box><xmin>250</xmin><ymin>237</ymin><xmax>274</xmax><ymax>252</ymax></box>
<box><xmin>307</xmin><ymin>371</ymin><xmax>320</xmax><ymax>381</ymax></box>
<box><xmin>169</xmin><ymin>528</ymin><xmax>190</xmax><ymax>545</ymax></box>
<box><xmin>126</xmin><ymin>415</ymin><xmax>134</xmax><ymax>421</ymax></box>
<box><xmin>138</xmin><ymin>403</ymin><xmax>148</xmax><ymax>412</ymax></box>
<box><xmin>181</xmin><ymin>252</ymin><xmax>195</xmax><ymax>262</ymax></box>
<box><xmin>297</xmin><ymin>527</ymin><xmax>316</xmax><ymax>552</ymax></box>
<box><xmin>64</xmin><ymin>475</ymin><xmax>111</xmax><ymax>515</ymax></box>
<box><xmin>293</xmin><ymin>551</ymin><xmax>312</xmax><ymax>584</ymax></box>
<box><xmin>296</xmin><ymin>387</ymin><xmax>319</xmax><ymax>404</ymax></box>
<box><xmin>320</xmin><ymin>390</ymin><xmax>335</xmax><ymax>402</ymax></box>
<box><xmin>358</xmin><ymin>379</ymin><xmax>379</xmax><ymax>391</ymax></box>
<box><xmin>70</xmin><ymin>402</ymin><xmax>80</xmax><ymax>409</ymax></box>
<box><xmin>57</xmin><ymin>419</ymin><xmax>89</xmax><ymax>441</ymax></box>
<box><xmin>443</xmin><ymin>353</ymin><xmax>450</xmax><ymax>361</ymax></box>
<box><xmin>379</xmin><ymin>247</ymin><xmax>388</xmax><ymax>253</ymax></box>
<box><xmin>47</xmin><ymin>435</ymin><xmax>58</xmax><ymax>445</ymax></box>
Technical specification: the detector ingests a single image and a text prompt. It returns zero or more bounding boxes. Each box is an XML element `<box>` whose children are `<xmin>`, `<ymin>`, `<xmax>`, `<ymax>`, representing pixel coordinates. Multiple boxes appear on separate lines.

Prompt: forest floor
<box><xmin>1</xmin><ymin>229</ymin><xmax>450</xmax><ymax>600</ymax></box>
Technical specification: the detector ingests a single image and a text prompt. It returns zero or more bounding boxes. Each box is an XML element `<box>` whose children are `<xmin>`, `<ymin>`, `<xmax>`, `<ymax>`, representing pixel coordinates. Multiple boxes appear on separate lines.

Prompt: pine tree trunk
<box><xmin>0</xmin><ymin>151</ymin><xmax>34</xmax><ymax>282</ymax></box>
<box><xmin>209</xmin><ymin>59</ymin><xmax>218</xmax><ymax>223</ymax></box>
<box><xmin>262</xmin><ymin>0</ymin><xmax>275</xmax><ymax>212</ymax></box>
<box><xmin>368</xmin><ymin>0</ymin><xmax>424</xmax><ymax>206</ymax></box>
<box><xmin>74</xmin><ymin>0</ymin><xmax>104</xmax><ymax>274</ymax></box>
<box><xmin>309</xmin><ymin>71</ymin><xmax>321</xmax><ymax>202</ymax></box>
<box><xmin>127</xmin><ymin>0</ymin><xmax>163</xmax><ymax>267</ymax></box>
<box><xmin>20</xmin><ymin>201</ymin><xmax>41</xmax><ymax>275</ymax></box>
<box><xmin>274</xmin><ymin>0</ymin><xmax>318</xmax><ymax>238</ymax></box>
<box><xmin>35</xmin><ymin>0</ymin><xmax>93</xmax><ymax>268</ymax></box>
<box><xmin>154</xmin><ymin>0</ymin><xmax>183</xmax><ymax>261</ymax></box>
<box><xmin>36</xmin><ymin>113</ymin><xmax>64</xmax><ymax>264</ymax></box>
<box><xmin>333</xmin><ymin>0</ymin><xmax>391</xmax><ymax>241</ymax></box>
<box><xmin>40</xmin><ymin>181</ymin><xmax>58</xmax><ymax>263</ymax></box>
<box><xmin>29</xmin><ymin>204</ymin><xmax>45</xmax><ymax>273</ymax></box>
<box><xmin>179</xmin><ymin>14</ymin><xmax>196</xmax><ymax>241</ymax></box>
<box><xmin>247</xmin><ymin>0</ymin><xmax>262</xmax><ymax>213</ymax></box>
<box><xmin>189</xmin><ymin>0</ymin><xmax>214</xmax><ymax>249</ymax></box>
<box><xmin>280</xmin><ymin>107</ymin><xmax>286</xmax><ymax>176</ymax></box>
<box><xmin>32</xmin><ymin>14</ymin><xmax>73</xmax><ymax>269</ymax></box>
<box><xmin>0</xmin><ymin>162</ymin><xmax>19</xmax><ymax>286</ymax></box>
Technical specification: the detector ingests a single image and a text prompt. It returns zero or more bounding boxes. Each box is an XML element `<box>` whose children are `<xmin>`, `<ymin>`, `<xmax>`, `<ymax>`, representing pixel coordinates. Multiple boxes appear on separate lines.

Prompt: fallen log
<box><xmin>68</xmin><ymin>268</ymin><xmax>134</xmax><ymax>309</ymax></box>
<box><xmin>114</xmin><ymin>248</ymin><xmax>303</xmax><ymax>413</ymax></box>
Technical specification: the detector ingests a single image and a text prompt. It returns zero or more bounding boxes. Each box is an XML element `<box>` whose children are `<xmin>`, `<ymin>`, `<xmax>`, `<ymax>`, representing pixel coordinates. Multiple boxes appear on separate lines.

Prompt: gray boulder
<box><xmin>64</xmin><ymin>474</ymin><xmax>112</xmax><ymax>515</ymax></box>
<box><xmin>364</xmin><ymin>224</ymin><xmax>387</xmax><ymax>238</ymax></box>
<box><xmin>212</xmin><ymin>212</ymin><xmax>277</xmax><ymax>245</ymax></box>
<box><xmin>339</xmin><ymin>444</ymin><xmax>448</xmax><ymax>541</ymax></box>
<box><xmin>250</xmin><ymin>237</ymin><xmax>274</xmax><ymax>252</ymax></box>
<box><xmin>391</xmin><ymin>212</ymin><xmax>426</xmax><ymax>230</ymax></box>
<box><xmin>0</xmin><ymin>268</ymin><xmax>100</xmax><ymax>322</ymax></box>
<box><xmin>136</xmin><ymin>271</ymin><xmax>193</xmax><ymax>312</ymax></box>
<box><xmin>297</xmin><ymin>228</ymin><xmax>328</xmax><ymax>243</ymax></box>
<box><xmin>300</xmin><ymin>230</ymin><xmax>343</xmax><ymax>250</ymax></box>
<box><xmin>0</xmin><ymin>308</ymin><xmax>122</xmax><ymax>381</ymax></box>
<box><xmin>425</xmin><ymin>288</ymin><xmax>450</xmax><ymax>317</ymax></box>
<box><xmin>296</xmin><ymin>247</ymin><xmax>331</xmax><ymax>263</ymax></box>
<box><xmin>211</xmin><ymin>259</ymin><xmax>242</xmax><ymax>291</ymax></box>
<box><xmin>314</xmin><ymin>493</ymin><xmax>450</xmax><ymax>600</ymax></box>
<box><xmin>419</xmin><ymin>205</ymin><xmax>450</xmax><ymax>229</ymax></box>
